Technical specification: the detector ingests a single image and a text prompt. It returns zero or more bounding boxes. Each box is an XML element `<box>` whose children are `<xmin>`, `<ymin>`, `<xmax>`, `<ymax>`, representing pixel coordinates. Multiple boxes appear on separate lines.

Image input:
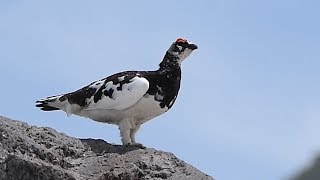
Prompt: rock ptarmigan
<box><xmin>36</xmin><ymin>38</ymin><xmax>198</xmax><ymax>146</ymax></box>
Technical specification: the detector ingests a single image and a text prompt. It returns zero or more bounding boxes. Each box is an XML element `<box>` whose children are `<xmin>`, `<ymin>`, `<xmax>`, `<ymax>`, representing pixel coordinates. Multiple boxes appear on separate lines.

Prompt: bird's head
<box><xmin>166</xmin><ymin>38</ymin><xmax>198</xmax><ymax>65</ymax></box>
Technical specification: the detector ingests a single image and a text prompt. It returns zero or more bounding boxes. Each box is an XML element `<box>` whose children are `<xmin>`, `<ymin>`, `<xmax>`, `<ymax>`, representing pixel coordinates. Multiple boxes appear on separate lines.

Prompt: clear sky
<box><xmin>1</xmin><ymin>1</ymin><xmax>320</xmax><ymax>180</ymax></box>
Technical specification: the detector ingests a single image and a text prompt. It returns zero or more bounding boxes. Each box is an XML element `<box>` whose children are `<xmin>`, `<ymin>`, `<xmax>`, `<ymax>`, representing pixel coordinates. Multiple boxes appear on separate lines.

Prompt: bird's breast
<box><xmin>131</xmin><ymin>94</ymin><xmax>169</xmax><ymax>125</ymax></box>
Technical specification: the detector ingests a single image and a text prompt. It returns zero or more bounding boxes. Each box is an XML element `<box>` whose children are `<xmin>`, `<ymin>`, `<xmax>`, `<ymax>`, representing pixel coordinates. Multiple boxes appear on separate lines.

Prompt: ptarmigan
<box><xmin>36</xmin><ymin>38</ymin><xmax>198</xmax><ymax>146</ymax></box>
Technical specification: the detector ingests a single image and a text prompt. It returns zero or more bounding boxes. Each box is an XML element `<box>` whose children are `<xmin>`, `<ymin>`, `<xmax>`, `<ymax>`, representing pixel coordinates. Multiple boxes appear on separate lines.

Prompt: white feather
<box><xmin>86</xmin><ymin>77</ymin><xmax>149</xmax><ymax>111</ymax></box>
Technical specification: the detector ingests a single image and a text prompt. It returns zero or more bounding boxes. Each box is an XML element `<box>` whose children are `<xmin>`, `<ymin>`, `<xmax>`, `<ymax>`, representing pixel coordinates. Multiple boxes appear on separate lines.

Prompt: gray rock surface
<box><xmin>0</xmin><ymin>116</ymin><xmax>213</xmax><ymax>180</ymax></box>
<box><xmin>291</xmin><ymin>156</ymin><xmax>320</xmax><ymax>180</ymax></box>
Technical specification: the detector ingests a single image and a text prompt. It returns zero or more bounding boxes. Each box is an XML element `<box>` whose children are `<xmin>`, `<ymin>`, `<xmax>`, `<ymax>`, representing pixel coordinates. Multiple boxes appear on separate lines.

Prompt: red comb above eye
<box><xmin>176</xmin><ymin>38</ymin><xmax>186</xmax><ymax>43</ymax></box>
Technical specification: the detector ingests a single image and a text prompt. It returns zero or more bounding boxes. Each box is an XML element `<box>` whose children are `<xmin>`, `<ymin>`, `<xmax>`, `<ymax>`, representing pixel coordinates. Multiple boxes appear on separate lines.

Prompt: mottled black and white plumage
<box><xmin>36</xmin><ymin>38</ymin><xmax>197</xmax><ymax>146</ymax></box>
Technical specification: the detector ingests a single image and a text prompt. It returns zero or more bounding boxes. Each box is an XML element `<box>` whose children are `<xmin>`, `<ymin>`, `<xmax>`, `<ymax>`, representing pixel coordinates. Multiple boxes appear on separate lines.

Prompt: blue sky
<box><xmin>1</xmin><ymin>1</ymin><xmax>320</xmax><ymax>179</ymax></box>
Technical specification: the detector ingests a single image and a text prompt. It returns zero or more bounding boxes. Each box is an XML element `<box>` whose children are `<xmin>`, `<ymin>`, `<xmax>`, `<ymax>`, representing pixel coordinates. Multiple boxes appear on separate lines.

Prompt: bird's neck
<box><xmin>158</xmin><ymin>52</ymin><xmax>181</xmax><ymax>70</ymax></box>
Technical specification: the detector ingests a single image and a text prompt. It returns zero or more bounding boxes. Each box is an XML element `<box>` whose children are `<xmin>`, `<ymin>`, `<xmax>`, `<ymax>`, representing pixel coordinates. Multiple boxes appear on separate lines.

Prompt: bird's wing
<box><xmin>62</xmin><ymin>72</ymin><xmax>149</xmax><ymax>111</ymax></box>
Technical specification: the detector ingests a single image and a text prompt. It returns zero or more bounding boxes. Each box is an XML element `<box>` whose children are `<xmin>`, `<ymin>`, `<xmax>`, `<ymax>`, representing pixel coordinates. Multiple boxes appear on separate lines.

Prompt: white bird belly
<box><xmin>79</xmin><ymin>94</ymin><xmax>169</xmax><ymax>126</ymax></box>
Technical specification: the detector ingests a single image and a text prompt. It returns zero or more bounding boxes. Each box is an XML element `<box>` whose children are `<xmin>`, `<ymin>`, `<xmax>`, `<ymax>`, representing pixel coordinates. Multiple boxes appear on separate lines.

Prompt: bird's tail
<box><xmin>36</xmin><ymin>95</ymin><xmax>66</xmax><ymax>111</ymax></box>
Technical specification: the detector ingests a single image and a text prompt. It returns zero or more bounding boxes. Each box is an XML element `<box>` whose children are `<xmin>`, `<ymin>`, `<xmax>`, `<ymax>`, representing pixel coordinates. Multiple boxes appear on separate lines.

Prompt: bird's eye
<box><xmin>173</xmin><ymin>45</ymin><xmax>182</xmax><ymax>52</ymax></box>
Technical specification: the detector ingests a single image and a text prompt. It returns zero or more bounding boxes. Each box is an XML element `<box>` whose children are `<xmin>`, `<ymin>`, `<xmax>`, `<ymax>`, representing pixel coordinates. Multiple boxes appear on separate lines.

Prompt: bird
<box><xmin>36</xmin><ymin>38</ymin><xmax>198</xmax><ymax>146</ymax></box>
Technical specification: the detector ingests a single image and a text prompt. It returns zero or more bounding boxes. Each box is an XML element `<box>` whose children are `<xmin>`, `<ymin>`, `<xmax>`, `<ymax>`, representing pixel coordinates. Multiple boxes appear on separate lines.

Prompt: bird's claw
<box><xmin>125</xmin><ymin>143</ymin><xmax>146</xmax><ymax>149</ymax></box>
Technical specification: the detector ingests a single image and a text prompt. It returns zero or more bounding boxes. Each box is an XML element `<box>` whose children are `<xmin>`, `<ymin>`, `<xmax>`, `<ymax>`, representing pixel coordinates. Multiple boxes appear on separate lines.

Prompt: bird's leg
<box><xmin>130</xmin><ymin>126</ymin><xmax>140</xmax><ymax>144</ymax></box>
<box><xmin>130</xmin><ymin>126</ymin><xmax>145</xmax><ymax>148</ymax></box>
<box><xmin>119</xmin><ymin>119</ymin><xmax>132</xmax><ymax>145</ymax></box>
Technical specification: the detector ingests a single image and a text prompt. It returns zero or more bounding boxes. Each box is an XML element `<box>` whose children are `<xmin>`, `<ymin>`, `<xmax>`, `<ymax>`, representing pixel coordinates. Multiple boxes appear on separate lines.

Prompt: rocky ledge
<box><xmin>0</xmin><ymin>116</ymin><xmax>213</xmax><ymax>180</ymax></box>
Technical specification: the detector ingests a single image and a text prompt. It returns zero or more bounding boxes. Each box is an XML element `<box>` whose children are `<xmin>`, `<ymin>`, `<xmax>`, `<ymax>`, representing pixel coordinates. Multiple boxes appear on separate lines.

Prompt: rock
<box><xmin>291</xmin><ymin>156</ymin><xmax>320</xmax><ymax>180</ymax></box>
<box><xmin>0</xmin><ymin>116</ymin><xmax>213</xmax><ymax>180</ymax></box>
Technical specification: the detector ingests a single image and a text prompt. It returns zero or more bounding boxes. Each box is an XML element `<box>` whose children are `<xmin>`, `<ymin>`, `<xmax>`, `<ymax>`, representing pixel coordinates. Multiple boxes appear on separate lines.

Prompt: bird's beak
<box><xmin>188</xmin><ymin>43</ymin><xmax>198</xmax><ymax>50</ymax></box>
